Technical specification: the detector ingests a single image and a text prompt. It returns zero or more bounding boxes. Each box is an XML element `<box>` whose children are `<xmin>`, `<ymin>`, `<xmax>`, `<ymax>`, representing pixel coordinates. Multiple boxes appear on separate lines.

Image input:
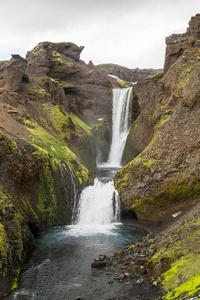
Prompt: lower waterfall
<box><xmin>77</xmin><ymin>179</ymin><xmax>120</xmax><ymax>225</ymax></box>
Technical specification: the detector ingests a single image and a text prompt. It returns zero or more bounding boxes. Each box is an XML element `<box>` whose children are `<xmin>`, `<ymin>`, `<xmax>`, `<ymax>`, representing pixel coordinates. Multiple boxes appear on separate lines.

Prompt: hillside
<box><xmin>114</xmin><ymin>13</ymin><xmax>200</xmax><ymax>299</ymax></box>
<box><xmin>0</xmin><ymin>41</ymin><xmax>123</xmax><ymax>296</ymax></box>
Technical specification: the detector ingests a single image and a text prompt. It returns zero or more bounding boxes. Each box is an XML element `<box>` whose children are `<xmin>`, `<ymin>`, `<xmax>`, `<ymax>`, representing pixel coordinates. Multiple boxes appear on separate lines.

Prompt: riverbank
<box><xmin>91</xmin><ymin>231</ymin><xmax>163</xmax><ymax>300</ymax></box>
<box><xmin>91</xmin><ymin>199</ymin><xmax>200</xmax><ymax>300</ymax></box>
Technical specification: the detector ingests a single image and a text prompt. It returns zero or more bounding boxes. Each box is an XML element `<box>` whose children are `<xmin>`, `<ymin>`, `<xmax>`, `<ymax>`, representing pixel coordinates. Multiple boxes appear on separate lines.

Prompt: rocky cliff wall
<box><xmin>0</xmin><ymin>41</ymin><xmax>121</xmax><ymax>296</ymax></box>
<box><xmin>114</xmin><ymin>14</ymin><xmax>200</xmax><ymax>298</ymax></box>
<box><xmin>115</xmin><ymin>14</ymin><xmax>200</xmax><ymax>224</ymax></box>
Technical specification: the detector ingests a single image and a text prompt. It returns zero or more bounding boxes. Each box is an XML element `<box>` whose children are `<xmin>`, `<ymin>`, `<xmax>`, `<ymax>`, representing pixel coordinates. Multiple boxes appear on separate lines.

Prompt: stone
<box><xmin>108</xmin><ymin>280</ymin><xmax>113</xmax><ymax>284</ymax></box>
<box><xmin>18</xmin><ymin>290</ymin><xmax>32</xmax><ymax>296</ymax></box>
<box><xmin>152</xmin><ymin>281</ymin><xmax>158</xmax><ymax>287</ymax></box>
<box><xmin>91</xmin><ymin>261</ymin><xmax>107</xmax><ymax>268</ymax></box>
<box><xmin>94</xmin><ymin>254</ymin><xmax>107</xmax><ymax>261</ymax></box>
<box><xmin>136</xmin><ymin>278</ymin><xmax>144</xmax><ymax>284</ymax></box>
<box><xmin>115</xmin><ymin>274</ymin><xmax>125</xmax><ymax>280</ymax></box>
<box><xmin>2</xmin><ymin>56</ymin><xmax>27</xmax><ymax>91</ymax></box>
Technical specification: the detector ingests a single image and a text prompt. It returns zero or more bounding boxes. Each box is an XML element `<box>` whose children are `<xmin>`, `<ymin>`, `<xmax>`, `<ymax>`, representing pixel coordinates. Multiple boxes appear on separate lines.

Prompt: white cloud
<box><xmin>0</xmin><ymin>0</ymin><xmax>199</xmax><ymax>68</ymax></box>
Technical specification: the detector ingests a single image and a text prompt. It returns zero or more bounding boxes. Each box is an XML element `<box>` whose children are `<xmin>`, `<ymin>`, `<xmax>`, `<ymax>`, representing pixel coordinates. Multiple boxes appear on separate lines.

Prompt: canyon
<box><xmin>0</xmin><ymin>13</ymin><xmax>200</xmax><ymax>300</ymax></box>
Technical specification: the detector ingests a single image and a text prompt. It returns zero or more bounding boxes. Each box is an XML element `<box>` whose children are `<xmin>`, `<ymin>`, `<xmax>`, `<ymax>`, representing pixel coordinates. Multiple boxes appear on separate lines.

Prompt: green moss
<box><xmin>143</xmin><ymin>158</ymin><xmax>158</xmax><ymax>168</ymax></box>
<box><xmin>60</xmin><ymin>81</ymin><xmax>74</xmax><ymax>88</ymax></box>
<box><xmin>176</xmin><ymin>52</ymin><xmax>198</xmax><ymax>91</ymax></box>
<box><xmin>0</xmin><ymin>223</ymin><xmax>7</xmax><ymax>263</ymax></box>
<box><xmin>163</xmin><ymin>270</ymin><xmax>200</xmax><ymax>299</ymax></box>
<box><xmin>51</xmin><ymin>51</ymin><xmax>62</xmax><ymax>62</ymax></box>
<box><xmin>117</xmin><ymin>78</ymin><xmax>129</xmax><ymax>88</ymax></box>
<box><xmin>25</xmin><ymin>84</ymin><xmax>51</xmax><ymax>98</ymax></box>
<box><xmin>42</xmin><ymin>103</ymin><xmax>91</xmax><ymax>134</ymax></box>
<box><xmin>0</xmin><ymin>187</ymin><xmax>28</xmax><ymax>294</ymax></box>
<box><xmin>37</xmin><ymin>162</ymin><xmax>58</xmax><ymax>224</ymax></box>
<box><xmin>48</xmin><ymin>77</ymin><xmax>62</xmax><ymax>86</ymax></box>
<box><xmin>157</xmin><ymin>114</ymin><xmax>171</xmax><ymax>129</ymax></box>
<box><xmin>162</xmin><ymin>255</ymin><xmax>200</xmax><ymax>299</ymax></box>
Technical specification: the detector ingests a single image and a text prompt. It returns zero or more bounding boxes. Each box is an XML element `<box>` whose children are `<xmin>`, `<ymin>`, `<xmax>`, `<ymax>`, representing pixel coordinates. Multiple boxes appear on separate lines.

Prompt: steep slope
<box><xmin>0</xmin><ymin>42</ymin><xmax>120</xmax><ymax>296</ymax></box>
<box><xmin>115</xmin><ymin>14</ymin><xmax>200</xmax><ymax>224</ymax></box>
<box><xmin>114</xmin><ymin>13</ymin><xmax>200</xmax><ymax>300</ymax></box>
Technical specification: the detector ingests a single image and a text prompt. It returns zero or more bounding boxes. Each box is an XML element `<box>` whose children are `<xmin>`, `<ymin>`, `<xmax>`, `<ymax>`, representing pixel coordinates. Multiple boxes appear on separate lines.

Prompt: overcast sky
<box><xmin>0</xmin><ymin>0</ymin><xmax>199</xmax><ymax>69</ymax></box>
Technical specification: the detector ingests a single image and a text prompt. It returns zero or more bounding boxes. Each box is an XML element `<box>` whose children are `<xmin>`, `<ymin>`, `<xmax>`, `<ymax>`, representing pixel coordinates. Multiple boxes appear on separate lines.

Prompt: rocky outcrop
<box><xmin>25</xmin><ymin>41</ymin><xmax>119</xmax><ymax>124</ymax></box>
<box><xmin>0</xmin><ymin>41</ymin><xmax>123</xmax><ymax>170</ymax></box>
<box><xmin>115</xmin><ymin>14</ymin><xmax>200</xmax><ymax>224</ymax></box>
<box><xmin>96</xmin><ymin>63</ymin><xmax>163</xmax><ymax>82</ymax></box>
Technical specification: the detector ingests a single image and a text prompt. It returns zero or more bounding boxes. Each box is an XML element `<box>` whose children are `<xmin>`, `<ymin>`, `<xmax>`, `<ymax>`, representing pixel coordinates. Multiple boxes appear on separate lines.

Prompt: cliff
<box><xmin>0</xmin><ymin>41</ymin><xmax>122</xmax><ymax>296</ymax></box>
<box><xmin>115</xmin><ymin>13</ymin><xmax>200</xmax><ymax>223</ymax></box>
<box><xmin>115</xmin><ymin>13</ymin><xmax>200</xmax><ymax>299</ymax></box>
<box><xmin>96</xmin><ymin>63</ymin><xmax>163</xmax><ymax>82</ymax></box>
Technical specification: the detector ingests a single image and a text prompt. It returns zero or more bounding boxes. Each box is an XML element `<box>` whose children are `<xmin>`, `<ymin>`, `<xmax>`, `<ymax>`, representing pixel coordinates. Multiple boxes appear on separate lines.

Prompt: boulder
<box><xmin>2</xmin><ymin>55</ymin><xmax>27</xmax><ymax>91</ymax></box>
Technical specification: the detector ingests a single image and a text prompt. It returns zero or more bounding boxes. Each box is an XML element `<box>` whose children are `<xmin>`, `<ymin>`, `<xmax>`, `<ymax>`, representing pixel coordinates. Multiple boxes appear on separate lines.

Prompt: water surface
<box><xmin>7</xmin><ymin>223</ymin><xmax>144</xmax><ymax>300</ymax></box>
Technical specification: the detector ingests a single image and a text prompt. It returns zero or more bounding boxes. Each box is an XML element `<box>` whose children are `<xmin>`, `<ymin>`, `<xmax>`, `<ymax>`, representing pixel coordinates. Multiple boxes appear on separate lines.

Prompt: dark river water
<box><xmin>6</xmin><ymin>224</ymin><xmax>144</xmax><ymax>300</ymax></box>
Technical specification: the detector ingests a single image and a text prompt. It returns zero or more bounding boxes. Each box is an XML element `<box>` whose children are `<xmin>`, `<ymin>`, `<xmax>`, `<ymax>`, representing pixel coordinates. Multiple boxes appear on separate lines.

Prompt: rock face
<box><xmin>96</xmin><ymin>63</ymin><xmax>163</xmax><ymax>82</ymax></box>
<box><xmin>115</xmin><ymin>14</ymin><xmax>200</xmax><ymax>224</ymax></box>
<box><xmin>2</xmin><ymin>55</ymin><xmax>27</xmax><ymax>91</ymax></box>
<box><xmin>0</xmin><ymin>41</ymin><xmax>123</xmax><ymax>296</ymax></box>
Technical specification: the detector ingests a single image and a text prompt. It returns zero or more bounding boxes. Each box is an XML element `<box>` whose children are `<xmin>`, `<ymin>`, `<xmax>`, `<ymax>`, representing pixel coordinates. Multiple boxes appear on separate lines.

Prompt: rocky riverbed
<box><xmin>90</xmin><ymin>231</ymin><xmax>162</xmax><ymax>300</ymax></box>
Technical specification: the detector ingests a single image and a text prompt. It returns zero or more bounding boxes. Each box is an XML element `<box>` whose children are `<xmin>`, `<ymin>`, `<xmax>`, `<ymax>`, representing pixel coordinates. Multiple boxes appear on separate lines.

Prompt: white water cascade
<box><xmin>99</xmin><ymin>87</ymin><xmax>133</xmax><ymax>168</ymax></box>
<box><xmin>70</xmin><ymin>87</ymin><xmax>132</xmax><ymax>234</ymax></box>
<box><xmin>77</xmin><ymin>178</ymin><xmax>120</xmax><ymax>224</ymax></box>
<box><xmin>58</xmin><ymin>161</ymin><xmax>79</xmax><ymax>222</ymax></box>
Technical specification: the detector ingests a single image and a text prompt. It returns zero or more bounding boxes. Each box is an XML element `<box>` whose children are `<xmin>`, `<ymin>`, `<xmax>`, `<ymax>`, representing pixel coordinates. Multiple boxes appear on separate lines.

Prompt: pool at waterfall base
<box><xmin>7</xmin><ymin>223</ymin><xmax>145</xmax><ymax>300</ymax></box>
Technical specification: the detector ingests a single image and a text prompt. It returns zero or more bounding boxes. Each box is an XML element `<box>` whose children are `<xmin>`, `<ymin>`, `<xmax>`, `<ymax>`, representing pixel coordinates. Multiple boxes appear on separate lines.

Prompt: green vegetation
<box><xmin>117</xmin><ymin>78</ymin><xmax>130</xmax><ymax>88</ymax></box>
<box><xmin>24</xmin><ymin>84</ymin><xmax>51</xmax><ymax>99</ymax></box>
<box><xmin>0</xmin><ymin>187</ymin><xmax>27</xmax><ymax>295</ymax></box>
<box><xmin>162</xmin><ymin>255</ymin><xmax>200</xmax><ymax>299</ymax></box>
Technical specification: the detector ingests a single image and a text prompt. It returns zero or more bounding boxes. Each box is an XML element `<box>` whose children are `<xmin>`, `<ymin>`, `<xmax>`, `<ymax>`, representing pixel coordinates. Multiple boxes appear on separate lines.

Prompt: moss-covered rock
<box><xmin>0</xmin><ymin>130</ymin><xmax>93</xmax><ymax>296</ymax></box>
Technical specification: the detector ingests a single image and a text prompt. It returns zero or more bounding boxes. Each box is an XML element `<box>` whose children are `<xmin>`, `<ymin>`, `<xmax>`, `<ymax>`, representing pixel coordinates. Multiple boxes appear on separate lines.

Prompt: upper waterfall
<box><xmin>98</xmin><ymin>87</ymin><xmax>132</xmax><ymax>168</ymax></box>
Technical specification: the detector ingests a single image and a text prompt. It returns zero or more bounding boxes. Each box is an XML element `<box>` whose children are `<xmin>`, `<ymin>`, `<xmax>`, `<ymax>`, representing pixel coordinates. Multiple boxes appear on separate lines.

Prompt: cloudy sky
<box><xmin>0</xmin><ymin>0</ymin><xmax>199</xmax><ymax>69</ymax></box>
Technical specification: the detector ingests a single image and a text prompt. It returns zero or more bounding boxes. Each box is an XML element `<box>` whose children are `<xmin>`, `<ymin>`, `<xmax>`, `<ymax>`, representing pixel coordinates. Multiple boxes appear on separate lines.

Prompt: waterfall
<box><xmin>69</xmin><ymin>87</ymin><xmax>132</xmax><ymax>233</ymax></box>
<box><xmin>76</xmin><ymin>178</ymin><xmax>120</xmax><ymax>226</ymax></box>
<box><xmin>58</xmin><ymin>161</ymin><xmax>79</xmax><ymax>222</ymax></box>
<box><xmin>63</xmin><ymin>162</ymin><xmax>79</xmax><ymax>224</ymax></box>
<box><xmin>98</xmin><ymin>87</ymin><xmax>132</xmax><ymax>168</ymax></box>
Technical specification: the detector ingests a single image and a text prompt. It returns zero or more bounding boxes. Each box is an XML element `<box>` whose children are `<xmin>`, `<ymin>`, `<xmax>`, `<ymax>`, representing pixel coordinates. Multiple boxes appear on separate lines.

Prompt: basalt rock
<box><xmin>0</xmin><ymin>41</ymin><xmax>120</xmax><ymax>296</ymax></box>
<box><xmin>115</xmin><ymin>14</ymin><xmax>200</xmax><ymax>223</ymax></box>
<box><xmin>1</xmin><ymin>55</ymin><xmax>27</xmax><ymax>92</ymax></box>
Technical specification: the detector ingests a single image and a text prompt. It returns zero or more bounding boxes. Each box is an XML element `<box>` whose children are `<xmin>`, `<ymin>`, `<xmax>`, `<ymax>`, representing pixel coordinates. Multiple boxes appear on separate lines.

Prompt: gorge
<box><xmin>0</xmin><ymin>13</ymin><xmax>200</xmax><ymax>300</ymax></box>
<box><xmin>5</xmin><ymin>88</ymin><xmax>145</xmax><ymax>299</ymax></box>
